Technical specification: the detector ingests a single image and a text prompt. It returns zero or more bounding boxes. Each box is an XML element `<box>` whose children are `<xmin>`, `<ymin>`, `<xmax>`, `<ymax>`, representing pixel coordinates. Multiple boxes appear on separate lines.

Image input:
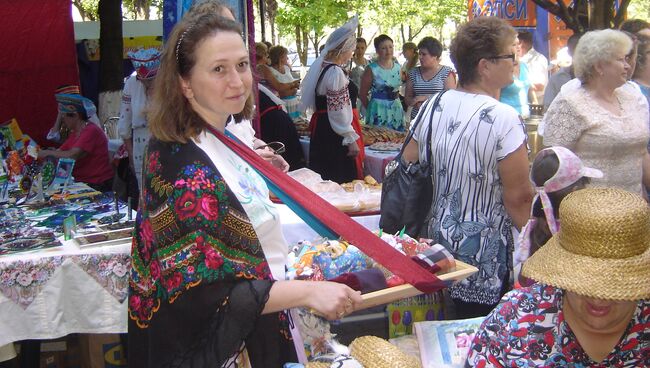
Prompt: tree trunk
<box><xmin>98</xmin><ymin>0</ymin><xmax>124</xmax><ymax>128</ymax></box>
<box><xmin>296</xmin><ymin>25</ymin><xmax>307</xmax><ymax>66</ymax></box>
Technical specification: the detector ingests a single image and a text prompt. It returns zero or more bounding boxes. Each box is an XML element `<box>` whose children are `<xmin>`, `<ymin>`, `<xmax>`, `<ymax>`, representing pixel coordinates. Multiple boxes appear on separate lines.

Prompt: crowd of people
<box><xmin>27</xmin><ymin>0</ymin><xmax>650</xmax><ymax>365</ymax></box>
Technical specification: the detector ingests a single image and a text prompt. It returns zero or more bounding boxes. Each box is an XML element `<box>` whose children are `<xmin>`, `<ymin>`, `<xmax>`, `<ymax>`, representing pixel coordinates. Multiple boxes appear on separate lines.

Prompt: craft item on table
<box><xmin>0</xmin><ymin>236</ymin><xmax>62</xmax><ymax>256</ymax></box>
<box><xmin>388</xmin><ymin>292</ymin><xmax>445</xmax><ymax>338</ymax></box>
<box><xmin>75</xmin><ymin>228</ymin><xmax>133</xmax><ymax>247</ymax></box>
<box><xmin>289</xmin><ymin>307</ymin><xmax>338</xmax><ymax>363</ymax></box>
<box><xmin>40</xmin><ymin>157</ymin><xmax>56</xmax><ymax>189</ymax></box>
<box><xmin>36</xmin><ymin>209</ymin><xmax>96</xmax><ymax>232</ymax></box>
<box><xmin>98</xmin><ymin>212</ymin><xmax>126</xmax><ymax>224</ymax></box>
<box><xmin>287</xmin><ymin>239</ymin><xmax>368</xmax><ymax>280</ymax></box>
<box><xmin>0</xmin><ymin>168</ymin><xmax>8</xmax><ymax>203</ymax></box>
<box><xmin>6</xmin><ymin>151</ymin><xmax>23</xmax><ymax>179</ymax></box>
<box><xmin>0</xmin><ymin>118</ymin><xmax>23</xmax><ymax>151</ymax></box>
<box><xmin>47</xmin><ymin>158</ymin><xmax>75</xmax><ymax>193</ymax></box>
<box><xmin>24</xmin><ymin>172</ymin><xmax>45</xmax><ymax>204</ymax></box>
<box><xmin>104</xmin><ymin>220</ymin><xmax>135</xmax><ymax>231</ymax></box>
<box><xmin>413</xmin><ymin>316</ymin><xmax>485</xmax><ymax>368</ymax></box>
<box><xmin>328</xmin><ymin>268</ymin><xmax>387</xmax><ymax>293</ymax></box>
<box><xmin>349</xmin><ymin>335</ymin><xmax>422</xmax><ymax>367</ymax></box>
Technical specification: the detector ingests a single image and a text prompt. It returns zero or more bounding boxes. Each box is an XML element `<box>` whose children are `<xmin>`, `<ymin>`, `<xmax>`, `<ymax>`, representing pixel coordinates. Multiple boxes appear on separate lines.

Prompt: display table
<box><xmin>0</xmin><ymin>203</ymin><xmax>379</xmax><ymax>345</ymax></box>
<box><xmin>299</xmin><ymin>138</ymin><xmax>398</xmax><ymax>182</ymax></box>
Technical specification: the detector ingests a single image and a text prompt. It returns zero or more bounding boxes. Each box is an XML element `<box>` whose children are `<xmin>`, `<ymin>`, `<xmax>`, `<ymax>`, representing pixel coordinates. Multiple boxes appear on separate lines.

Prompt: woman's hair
<box><xmin>573</xmin><ymin>29</ymin><xmax>633</xmax><ymax>83</ymax></box>
<box><xmin>529</xmin><ymin>152</ymin><xmax>589</xmax><ymax>253</ymax></box>
<box><xmin>417</xmin><ymin>37</ymin><xmax>443</xmax><ymax>58</ymax></box>
<box><xmin>530</xmin><ymin>152</ymin><xmax>589</xmax><ymax>219</ymax></box>
<box><xmin>402</xmin><ymin>42</ymin><xmax>418</xmax><ymax>70</ymax></box>
<box><xmin>373</xmin><ymin>34</ymin><xmax>393</xmax><ymax>51</ymax></box>
<box><xmin>268</xmin><ymin>45</ymin><xmax>288</xmax><ymax>66</ymax></box>
<box><xmin>620</xmin><ymin>19</ymin><xmax>650</xmax><ymax>35</ymax></box>
<box><xmin>450</xmin><ymin>17</ymin><xmax>516</xmax><ymax>86</ymax></box>
<box><xmin>634</xmin><ymin>34</ymin><xmax>650</xmax><ymax>80</ymax></box>
<box><xmin>147</xmin><ymin>12</ymin><xmax>253</xmax><ymax>143</ymax></box>
<box><xmin>356</xmin><ymin>37</ymin><xmax>367</xmax><ymax>45</ymax></box>
<box><xmin>255</xmin><ymin>42</ymin><xmax>268</xmax><ymax>63</ymax></box>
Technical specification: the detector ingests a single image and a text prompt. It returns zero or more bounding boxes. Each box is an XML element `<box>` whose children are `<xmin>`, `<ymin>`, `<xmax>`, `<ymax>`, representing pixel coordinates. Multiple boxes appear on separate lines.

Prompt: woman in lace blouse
<box><xmin>542</xmin><ymin>29</ymin><xmax>650</xmax><ymax>195</ymax></box>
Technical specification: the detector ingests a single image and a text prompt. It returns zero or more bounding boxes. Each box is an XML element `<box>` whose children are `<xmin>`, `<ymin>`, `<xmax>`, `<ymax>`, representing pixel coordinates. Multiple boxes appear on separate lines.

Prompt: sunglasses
<box><xmin>489</xmin><ymin>54</ymin><xmax>516</xmax><ymax>62</ymax></box>
<box><xmin>257</xmin><ymin>141</ymin><xmax>285</xmax><ymax>155</ymax></box>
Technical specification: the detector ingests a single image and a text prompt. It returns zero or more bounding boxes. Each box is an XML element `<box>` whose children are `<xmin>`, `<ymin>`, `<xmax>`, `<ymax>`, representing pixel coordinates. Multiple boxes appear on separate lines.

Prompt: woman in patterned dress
<box><xmin>359</xmin><ymin>34</ymin><xmax>404</xmax><ymax>131</ymax></box>
<box><xmin>467</xmin><ymin>188</ymin><xmax>650</xmax><ymax>367</ymax></box>
<box><xmin>301</xmin><ymin>17</ymin><xmax>365</xmax><ymax>183</ymax></box>
<box><xmin>402</xmin><ymin>17</ymin><xmax>533</xmax><ymax>318</ymax></box>
<box><xmin>404</xmin><ymin>36</ymin><xmax>456</xmax><ymax>121</ymax></box>
<box><xmin>128</xmin><ymin>10</ymin><xmax>361</xmax><ymax>368</ymax></box>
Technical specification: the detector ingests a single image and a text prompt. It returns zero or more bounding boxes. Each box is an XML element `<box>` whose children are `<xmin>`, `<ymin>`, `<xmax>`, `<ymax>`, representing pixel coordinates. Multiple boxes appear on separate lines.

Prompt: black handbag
<box><xmin>379</xmin><ymin>91</ymin><xmax>446</xmax><ymax>237</ymax></box>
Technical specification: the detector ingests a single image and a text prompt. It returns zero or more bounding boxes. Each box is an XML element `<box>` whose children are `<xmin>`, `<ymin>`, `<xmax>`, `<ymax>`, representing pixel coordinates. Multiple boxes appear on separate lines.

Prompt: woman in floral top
<box><xmin>128</xmin><ymin>8</ymin><xmax>361</xmax><ymax>368</ymax></box>
<box><xmin>466</xmin><ymin>188</ymin><xmax>650</xmax><ymax>367</ymax></box>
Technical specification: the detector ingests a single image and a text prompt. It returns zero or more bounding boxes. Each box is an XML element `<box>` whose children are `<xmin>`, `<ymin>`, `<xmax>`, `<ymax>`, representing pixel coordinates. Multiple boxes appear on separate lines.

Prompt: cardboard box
<box><xmin>79</xmin><ymin>334</ymin><xmax>127</xmax><ymax>368</ymax></box>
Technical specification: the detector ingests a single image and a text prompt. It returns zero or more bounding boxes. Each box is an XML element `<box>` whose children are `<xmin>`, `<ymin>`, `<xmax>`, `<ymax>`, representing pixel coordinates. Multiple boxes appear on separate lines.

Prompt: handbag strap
<box><xmin>396</xmin><ymin>90</ymin><xmax>447</xmax><ymax>164</ymax></box>
<box><xmin>205</xmin><ymin>125</ymin><xmax>446</xmax><ymax>294</ymax></box>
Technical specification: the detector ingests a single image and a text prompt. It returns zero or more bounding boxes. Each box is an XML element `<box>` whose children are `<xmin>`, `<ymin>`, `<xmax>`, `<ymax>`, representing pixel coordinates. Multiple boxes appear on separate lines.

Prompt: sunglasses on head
<box><xmin>489</xmin><ymin>54</ymin><xmax>516</xmax><ymax>62</ymax></box>
<box><xmin>257</xmin><ymin>141</ymin><xmax>285</xmax><ymax>155</ymax></box>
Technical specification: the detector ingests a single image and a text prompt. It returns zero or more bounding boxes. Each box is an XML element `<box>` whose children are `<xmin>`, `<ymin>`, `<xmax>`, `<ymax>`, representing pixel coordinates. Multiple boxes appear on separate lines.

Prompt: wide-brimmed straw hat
<box><xmin>522</xmin><ymin>188</ymin><xmax>650</xmax><ymax>301</ymax></box>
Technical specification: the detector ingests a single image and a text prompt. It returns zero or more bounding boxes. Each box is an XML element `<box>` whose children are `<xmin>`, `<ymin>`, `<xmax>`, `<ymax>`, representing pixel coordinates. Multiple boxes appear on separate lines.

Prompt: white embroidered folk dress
<box><xmin>542</xmin><ymin>85</ymin><xmax>650</xmax><ymax>195</ymax></box>
<box><xmin>118</xmin><ymin>72</ymin><xmax>151</xmax><ymax>189</ymax></box>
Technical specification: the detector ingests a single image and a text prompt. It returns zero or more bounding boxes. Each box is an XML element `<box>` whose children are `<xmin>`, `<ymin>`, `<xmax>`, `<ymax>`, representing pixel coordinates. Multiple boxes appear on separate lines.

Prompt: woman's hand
<box><xmin>347</xmin><ymin>142</ymin><xmax>360</xmax><ymax>157</ymax></box>
<box><xmin>37</xmin><ymin>149</ymin><xmax>52</xmax><ymax>159</ymax></box>
<box><xmin>256</xmin><ymin>146</ymin><xmax>290</xmax><ymax>172</ymax></box>
<box><xmin>306</xmin><ymin>281</ymin><xmax>363</xmax><ymax>320</ymax></box>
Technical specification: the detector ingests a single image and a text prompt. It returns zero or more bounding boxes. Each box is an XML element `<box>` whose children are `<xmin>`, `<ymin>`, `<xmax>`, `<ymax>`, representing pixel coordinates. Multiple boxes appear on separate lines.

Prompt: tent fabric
<box><xmin>0</xmin><ymin>0</ymin><xmax>79</xmax><ymax>146</ymax></box>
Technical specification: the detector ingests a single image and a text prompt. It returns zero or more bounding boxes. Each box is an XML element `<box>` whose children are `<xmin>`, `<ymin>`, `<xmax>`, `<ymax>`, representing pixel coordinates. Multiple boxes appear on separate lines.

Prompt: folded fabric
<box><xmin>329</xmin><ymin>268</ymin><xmax>388</xmax><ymax>293</ymax></box>
<box><xmin>412</xmin><ymin>243</ymin><xmax>456</xmax><ymax>274</ymax></box>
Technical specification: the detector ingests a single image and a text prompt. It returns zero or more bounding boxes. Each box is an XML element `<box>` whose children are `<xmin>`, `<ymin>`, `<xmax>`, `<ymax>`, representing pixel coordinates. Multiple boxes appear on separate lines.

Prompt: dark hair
<box><xmin>263</xmin><ymin>41</ymin><xmax>273</xmax><ymax>50</ymax></box>
<box><xmin>373</xmin><ymin>34</ymin><xmax>393</xmax><ymax>51</ymax></box>
<box><xmin>268</xmin><ymin>45</ymin><xmax>288</xmax><ymax>66</ymax></box>
<box><xmin>634</xmin><ymin>34</ymin><xmax>650</xmax><ymax>80</ymax></box>
<box><xmin>620</xmin><ymin>19</ymin><xmax>650</xmax><ymax>35</ymax></box>
<box><xmin>148</xmin><ymin>12</ymin><xmax>253</xmax><ymax>143</ymax></box>
<box><xmin>518</xmin><ymin>31</ymin><xmax>533</xmax><ymax>45</ymax></box>
<box><xmin>566</xmin><ymin>33</ymin><xmax>582</xmax><ymax>56</ymax></box>
<box><xmin>356</xmin><ymin>37</ymin><xmax>367</xmax><ymax>45</ymax></box>
<box><xmin>450</xmin><ymin>17</ymin><xmax>517</xmax><ymax>86</ymax></box>
<box><xmin>417</xmin><ymin>36</ymin><xmax>443</xmax><ymax>58</ymax></box>
<box><xmin>528</xmin><ymin>152</ymin><xmax>589</xmax><ymax>255</ymax></box>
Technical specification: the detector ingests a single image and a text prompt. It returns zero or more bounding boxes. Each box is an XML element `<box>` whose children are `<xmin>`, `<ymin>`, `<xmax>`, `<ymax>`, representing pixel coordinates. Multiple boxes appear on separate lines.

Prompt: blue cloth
<box><xmin>500</xmin><ymin>63</ymin><xmax>531</xmax><ymax>117</ymax></box>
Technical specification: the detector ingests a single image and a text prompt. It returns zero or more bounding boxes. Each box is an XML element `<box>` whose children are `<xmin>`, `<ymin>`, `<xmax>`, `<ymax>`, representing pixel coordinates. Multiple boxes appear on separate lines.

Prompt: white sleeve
<box><xmin>317</xmin><ymin>66</ymin><xmax>359</xmax><ymax>146</ymax></box>
<box><xmin>495</xmin><ymin>104</ymin><xmax>528</xmax><ymax>160</ymax></box>
<box><xmin>117</xmin><ymin>75</ymin><xmax>135</xmax><ymax>140</ymax></box>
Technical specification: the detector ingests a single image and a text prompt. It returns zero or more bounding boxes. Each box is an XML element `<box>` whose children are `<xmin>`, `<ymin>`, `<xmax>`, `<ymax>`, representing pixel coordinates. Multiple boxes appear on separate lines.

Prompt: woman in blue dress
<box><xmin>359</xmin><ymin>34</ymin><xmax>404</xmax><ymax>131</ymax></box>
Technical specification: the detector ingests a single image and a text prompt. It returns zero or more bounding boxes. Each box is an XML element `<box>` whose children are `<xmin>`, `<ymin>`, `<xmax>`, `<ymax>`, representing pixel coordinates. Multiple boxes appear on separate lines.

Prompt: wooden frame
<box><xmin>359</xmin><ymin>261</ymin><xmax>478</xmax><ymax>310</ymax></box>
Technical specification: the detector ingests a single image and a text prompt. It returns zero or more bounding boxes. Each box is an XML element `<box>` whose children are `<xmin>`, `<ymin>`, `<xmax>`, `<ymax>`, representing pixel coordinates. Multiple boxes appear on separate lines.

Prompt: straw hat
<box><xmin>349</xmin><ymin>336</ymin><xmax>421</xmax><ymax>368</ymax></box>
<box><xmin>522</xmin><ymin>188</ymin><xmax>650</xmax><ymax>301</ymax></box>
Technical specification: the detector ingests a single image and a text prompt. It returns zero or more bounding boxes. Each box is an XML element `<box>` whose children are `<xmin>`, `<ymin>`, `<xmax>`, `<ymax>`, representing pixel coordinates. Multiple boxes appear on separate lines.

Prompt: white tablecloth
<box><xmin>0</xmin><ymin>239</ymin><xmax>130</xmax><ymax>346</ymax></box>
<box><xmin>298</xmin><ymin>138</ymin><xmax>398</xmax><ymax>183</ymax></box>
<box><xmin>0</xmin><ymin>205</ymin><xmax>379</xmax><ymax>345</ymax></box>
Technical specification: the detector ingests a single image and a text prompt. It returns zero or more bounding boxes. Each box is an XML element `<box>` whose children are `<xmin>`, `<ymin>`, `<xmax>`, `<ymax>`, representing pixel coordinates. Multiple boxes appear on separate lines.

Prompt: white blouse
<box><xmin>317</xmin><ymin>62</ymin><xmax>359</xmax><ymax>146</ymax></box>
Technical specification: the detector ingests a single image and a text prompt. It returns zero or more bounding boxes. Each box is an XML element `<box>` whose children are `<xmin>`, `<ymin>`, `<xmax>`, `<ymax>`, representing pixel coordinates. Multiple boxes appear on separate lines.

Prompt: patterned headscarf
<box><xmin>54</xmin><ymin>85</ymin><xmax>97</xmax><ymax>118</ymax></box>
<box><xmin>128</xmin><ymin>48</ymin><xmax>162</xmax><ymax>80</ymax></box>
<box><xmin>300</xmin><ymin>15</ymin><xmax>359</xmax><ymax>113</ymax></box>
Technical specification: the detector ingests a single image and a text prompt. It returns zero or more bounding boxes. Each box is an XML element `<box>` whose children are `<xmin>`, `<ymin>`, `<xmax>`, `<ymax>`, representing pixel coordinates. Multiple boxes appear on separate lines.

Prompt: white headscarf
<box><xmin>299</xmin><ymin>15</ymin><xmax>359</xmax><ymax>114</ymax></box>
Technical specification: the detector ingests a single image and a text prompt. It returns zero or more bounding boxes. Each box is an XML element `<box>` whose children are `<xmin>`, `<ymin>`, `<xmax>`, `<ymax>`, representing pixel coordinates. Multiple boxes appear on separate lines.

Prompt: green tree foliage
<box><xmin>276</xmin><ymin>0</ymin><xmax>354</xmax><ymax>65</ymax></box>
<box><xmin>73</xmin><ymin>0</ymin><xmax>99</xmax><ymax>21</ymax></box>
<box><xmin>368</xmin><ymin>0</ymin><xmax>465</xmax><ymax>43</ymax></box>
<box><xmin>628</xmin><ymin>0</ymin><xmax>650</xmax><ymax>21</ymax></box>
